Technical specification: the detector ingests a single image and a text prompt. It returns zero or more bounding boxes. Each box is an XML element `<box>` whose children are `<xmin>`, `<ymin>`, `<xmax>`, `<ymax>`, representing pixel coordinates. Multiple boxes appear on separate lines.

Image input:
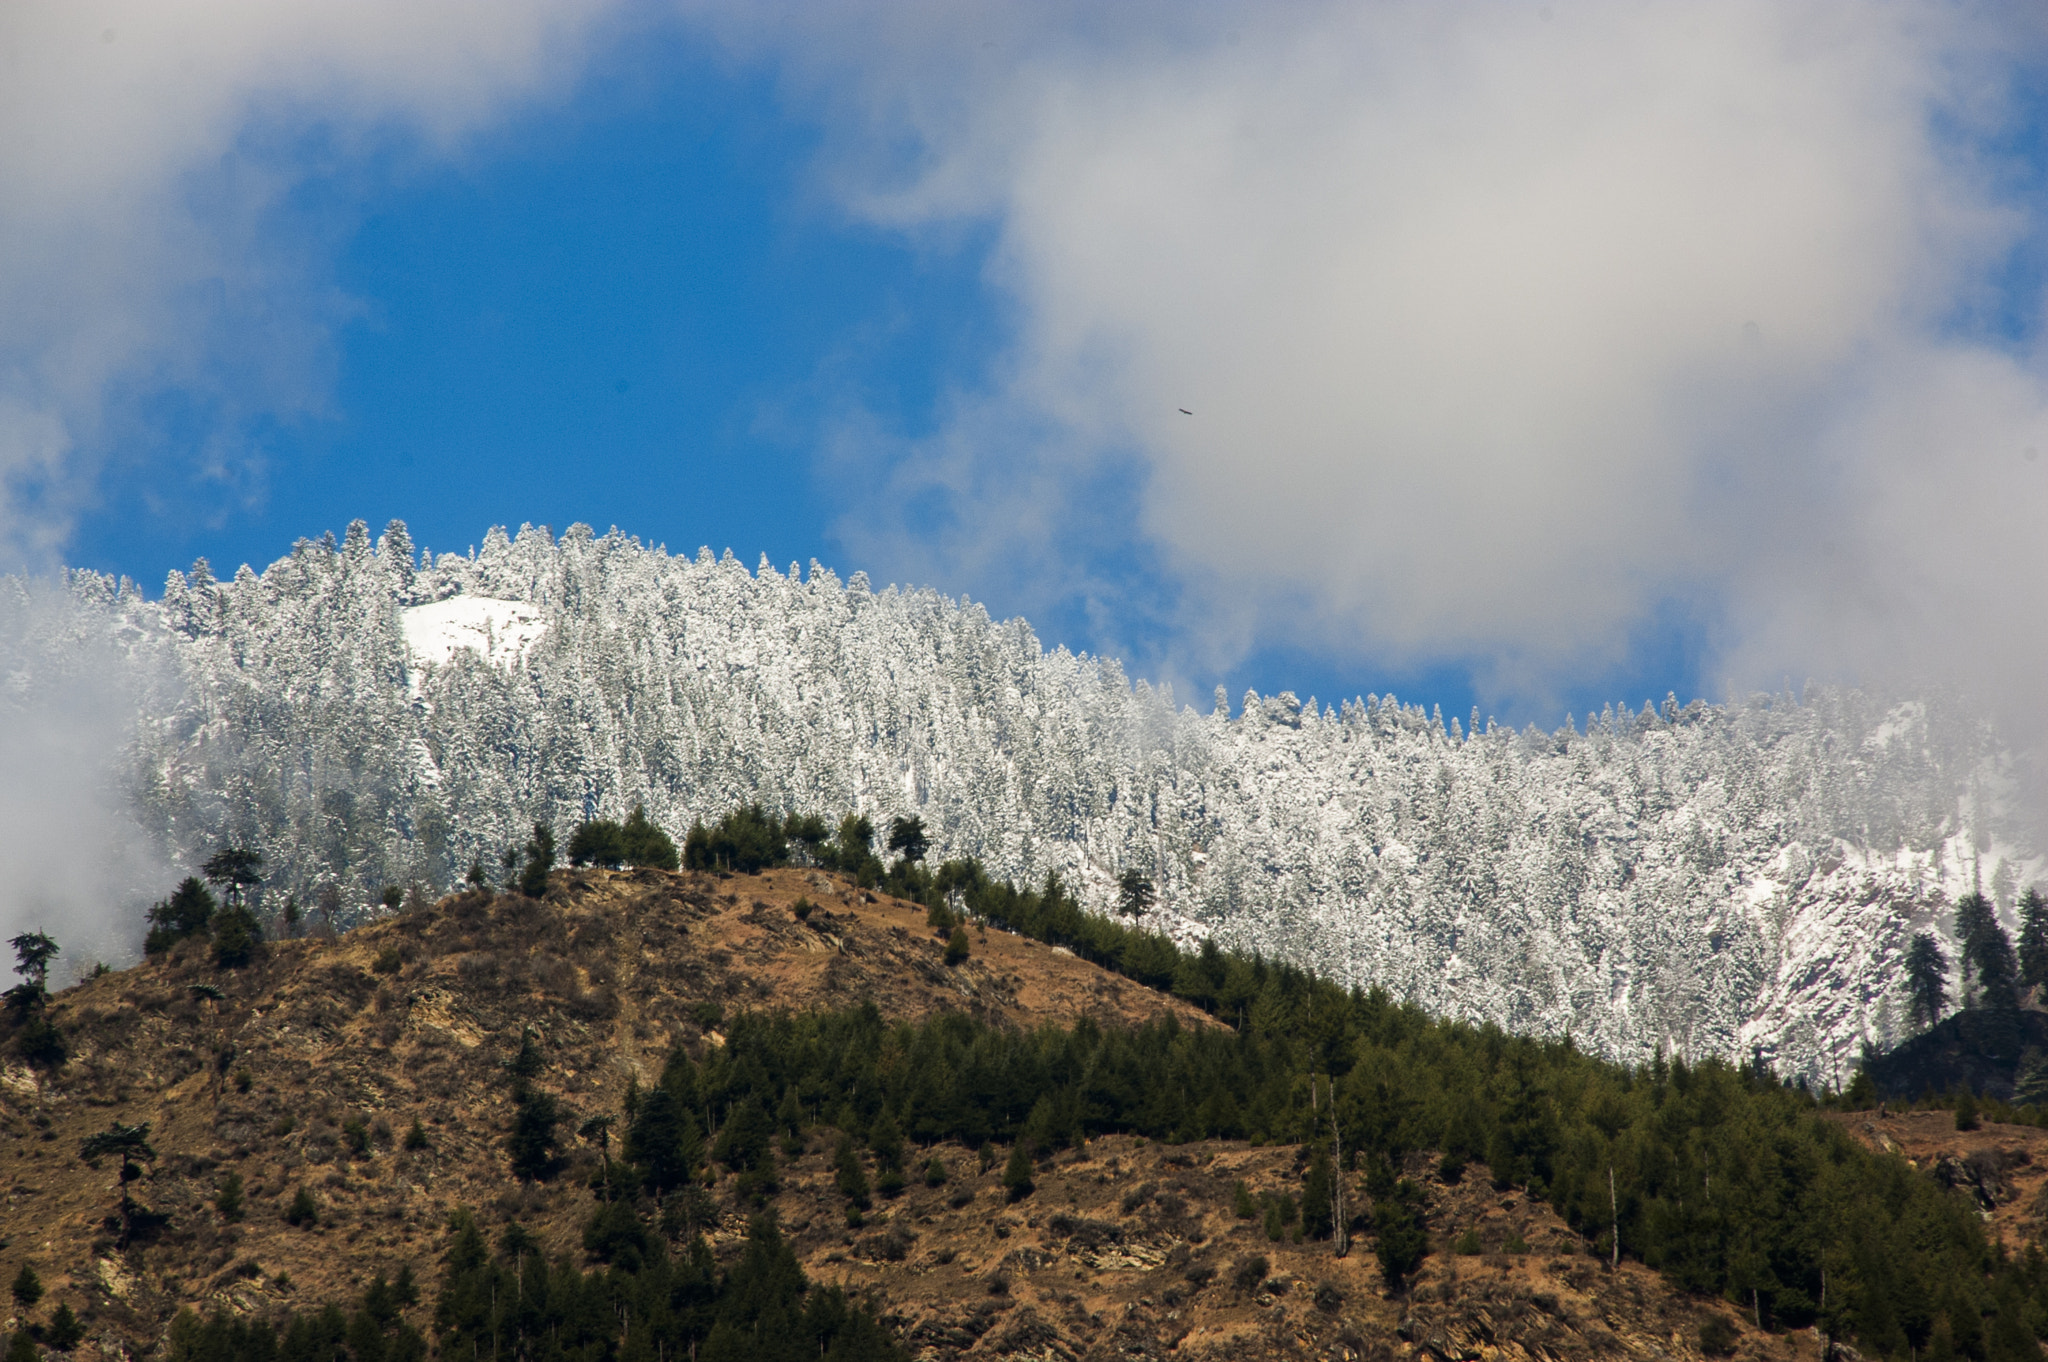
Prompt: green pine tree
<box><xmin>626</xmin><ymin>1086</ymin><xmax>704</xmax><ymax>1197</ymax></box>
<box><xmin>1301</xmin><ymin>1144</ymin><xmax>1335</xmax><ymax>1240</ymax></box>
<box><xmin>519</xmin><ymin>823</ymin><xmax>555</xmax><ymax>898</ymax></box>
<box><xmin>9</xmin><ymin>1263</ymin><xmax>41</xmax><ymax>1310</ymax></box>
<box><xmin>2018</xmin><ymin>888</ymin><xmax>2048</xmax><ymax>994</ymax></box>
<box><xmin>620</xmin><ymin>806</ymin><xmax>679</xmax><ymax>870</ymax></box>
<box><xmin>1002</xmin><ymin>1141</ymin><xmax>1035</xmax><ymax>1202</ymax></box>
<box><xmin>1374</xmin><ymin>1183</ymin><xmax>1429</xmax><ymax>1290</ymax></box>
<box><xmin>834</xmin><ymin>1134</ymin><xmax>871</xmax><ymax>1210</ymax></box>
<box><xmin>1905</xmin><ymin>933</ymin><xmax>1949</xmax><ymax>1030</ymax></box>
<box><xmin>45</xmin><ymin>1301</ymin><xmax>85</xmax><ymax>1350</ymax></box>
<box><xmin>144</xmin><ymin>878</ymin><xmax>216</xmax><ymax>956</ymax></box>
<box><xmin>210</xmin><ymin>905</ymin><xmax>263</xmax><ymax>969</ymax></box>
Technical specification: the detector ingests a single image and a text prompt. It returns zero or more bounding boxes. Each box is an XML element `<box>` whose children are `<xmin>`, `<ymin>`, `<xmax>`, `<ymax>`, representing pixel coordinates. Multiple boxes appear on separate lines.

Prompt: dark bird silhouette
<box><xmin>1178</xmin><ymin>408</ymin><xmax>1192</xmax><ymax>415</ymax></box>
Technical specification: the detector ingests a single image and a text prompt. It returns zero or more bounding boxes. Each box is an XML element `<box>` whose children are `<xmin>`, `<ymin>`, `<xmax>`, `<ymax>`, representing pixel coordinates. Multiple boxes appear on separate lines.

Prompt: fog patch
<box><xmin>0</xmin><ymin>575</ymin><xmax>176</xmax><ymax>977</ymax></box>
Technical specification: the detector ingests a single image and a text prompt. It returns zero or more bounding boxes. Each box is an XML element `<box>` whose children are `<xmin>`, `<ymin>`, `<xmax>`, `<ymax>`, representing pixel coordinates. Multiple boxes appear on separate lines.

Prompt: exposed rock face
<box><xmin>12</xmin><ymin>524</ymin><xmax>2042</xmax><ymax>1080</ymax></box>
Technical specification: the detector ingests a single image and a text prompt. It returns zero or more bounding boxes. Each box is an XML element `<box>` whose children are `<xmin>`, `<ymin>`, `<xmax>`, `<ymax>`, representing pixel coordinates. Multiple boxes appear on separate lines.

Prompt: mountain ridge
<box><xmin>5</xmin><ymin>519</ymin><xmax>2042</xmax><ymax>1082</ymax></box>
<box><xmin>0</xmin><ymin>866</ymin><xmax>1843</xmax><ymax>1362</ymax></box>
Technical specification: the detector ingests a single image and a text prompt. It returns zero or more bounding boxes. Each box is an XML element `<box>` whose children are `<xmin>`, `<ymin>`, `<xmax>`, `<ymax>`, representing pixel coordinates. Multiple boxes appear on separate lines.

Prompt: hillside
<box><xmin>0</xmin><ymin>867</ymin><xmax>1803</xmax><ymax>1362</ymax></box>
<box><xmin>1860</xmin><ymin>1004</ymin><xmax>2048</xmax><ymax>1104</ymax></box>
<box><xmin>7</xmin><ymin>524</ymin><xmax>2043</xmax><ymax>1084</ymax></box>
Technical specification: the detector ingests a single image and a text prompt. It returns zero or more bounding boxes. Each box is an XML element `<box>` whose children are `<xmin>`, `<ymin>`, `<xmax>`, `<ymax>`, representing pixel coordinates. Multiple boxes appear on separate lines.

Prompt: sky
<box><xmin>5</xmin><ymin>1</ymin><xmax>2048</xmax><ymax>736</ymax></box>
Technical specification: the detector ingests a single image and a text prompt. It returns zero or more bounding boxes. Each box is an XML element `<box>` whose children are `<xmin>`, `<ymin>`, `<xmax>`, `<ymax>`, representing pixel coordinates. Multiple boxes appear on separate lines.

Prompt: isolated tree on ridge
<box><xmin>1906</xmin><ymin>933</ymin><xmax>1949</xmax><ymax>1031</ymax></box>
<box><xmin>519</xmin><ymin>822</ymin><xmax>555</xmax><ymax>898</ymax></box>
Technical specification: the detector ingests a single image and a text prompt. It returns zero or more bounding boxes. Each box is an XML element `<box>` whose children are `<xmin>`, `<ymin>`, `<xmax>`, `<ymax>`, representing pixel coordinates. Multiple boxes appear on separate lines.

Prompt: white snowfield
<box><xmin>399</xmin><ymin>596</ymin><xmax>546</xmax><ymax>683</ymax></box>
<box><xmin>21</xmin><ymin>518</ymin><xmax>2044</xmax><ymax>1086</ymax></box>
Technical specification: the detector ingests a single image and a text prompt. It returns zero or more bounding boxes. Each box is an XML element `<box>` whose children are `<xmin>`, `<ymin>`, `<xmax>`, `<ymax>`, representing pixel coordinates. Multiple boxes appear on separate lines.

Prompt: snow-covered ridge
<box><xmin>19</xmin><ymin>518</ymin><xmax>2044</xmax><ymax>1084</ymax></box>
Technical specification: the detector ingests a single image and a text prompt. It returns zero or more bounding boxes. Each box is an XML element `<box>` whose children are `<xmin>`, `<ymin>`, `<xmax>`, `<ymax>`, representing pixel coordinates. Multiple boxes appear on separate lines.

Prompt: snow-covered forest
<box><xmin>9</xmin><ymin>519</ymin><xmax>2040</xmax><ymax>1084</ymax></box>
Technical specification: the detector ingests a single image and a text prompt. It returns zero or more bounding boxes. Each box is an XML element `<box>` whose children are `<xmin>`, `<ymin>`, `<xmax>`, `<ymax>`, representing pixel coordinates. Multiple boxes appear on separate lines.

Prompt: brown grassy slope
<box><xmin>1831</xmin><ymin>1109</ymin><xmax>2048</xmax><ymax>1251</ymax></box>
<box><xmin>0</xmin><ymin>866</ymin><xmax>1805</xmax><ymax>1361</ymax></box>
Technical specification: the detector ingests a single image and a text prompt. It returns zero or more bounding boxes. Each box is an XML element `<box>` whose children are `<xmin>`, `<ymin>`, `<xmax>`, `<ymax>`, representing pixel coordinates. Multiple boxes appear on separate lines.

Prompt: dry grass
<box><xmin>0</xmin><ymin>867</ymin><xmax>1791</xmax><ymax>1361</ymax></box>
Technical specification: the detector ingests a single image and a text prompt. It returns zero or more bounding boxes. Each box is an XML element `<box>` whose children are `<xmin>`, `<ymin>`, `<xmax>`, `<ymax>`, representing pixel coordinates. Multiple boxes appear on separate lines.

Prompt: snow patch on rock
<box><xmin>401</xmin><ymin>596</ymin><xmax>545</xmax><ymax>677</ymax></box>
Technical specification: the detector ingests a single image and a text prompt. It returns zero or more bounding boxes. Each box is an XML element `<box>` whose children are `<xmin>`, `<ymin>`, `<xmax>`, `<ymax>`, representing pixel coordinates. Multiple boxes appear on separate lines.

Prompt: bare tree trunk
<box><xmin>1608</xmin><ymin>1166</ymin><xmax>1620</xmax><ymax>1271</ymax></box>
<box><xmin>1331</xmin><ymin>1093</ymin><xmax>1348</xmax><ymax>1258</ymax></box>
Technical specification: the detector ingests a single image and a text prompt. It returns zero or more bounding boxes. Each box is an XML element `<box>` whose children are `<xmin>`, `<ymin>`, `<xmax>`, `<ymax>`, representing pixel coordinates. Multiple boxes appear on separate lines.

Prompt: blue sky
<box><xmin>10</xmin><ymin>2</ymin><xmax>2048</xmax><ymax>733</ymax></box>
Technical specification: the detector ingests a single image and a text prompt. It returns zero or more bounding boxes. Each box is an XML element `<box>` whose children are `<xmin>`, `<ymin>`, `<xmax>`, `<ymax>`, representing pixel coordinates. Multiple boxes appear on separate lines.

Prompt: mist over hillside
<box><xmin>5</xmin><ymin>519</ymin><xmax>2040</xmax><ymax>1084</ymax></box>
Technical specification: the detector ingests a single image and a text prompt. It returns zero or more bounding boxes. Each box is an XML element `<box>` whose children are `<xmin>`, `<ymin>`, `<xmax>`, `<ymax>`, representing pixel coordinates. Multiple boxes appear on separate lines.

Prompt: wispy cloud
<box><xmin>0</xmin><ymin>0</ymin><xmax>625</xmax><ymax>567</ymax></box>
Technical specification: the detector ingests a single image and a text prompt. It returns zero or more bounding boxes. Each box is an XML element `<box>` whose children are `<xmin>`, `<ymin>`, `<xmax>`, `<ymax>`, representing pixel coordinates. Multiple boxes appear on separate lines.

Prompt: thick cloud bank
<box><xmin>696</xmin><ymin>1</ymin><xmax>2048</xmax><ymax>735</ymax></box>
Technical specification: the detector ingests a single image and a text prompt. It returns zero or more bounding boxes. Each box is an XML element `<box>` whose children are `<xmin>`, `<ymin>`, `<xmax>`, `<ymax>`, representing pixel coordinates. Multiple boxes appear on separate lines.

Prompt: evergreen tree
<box><xmin>8</xmin><ymin>929</ymin><xmax>68</xmax><ymax>1065</ymax></box>
<box><xmin>783</xmin><ymin>813</ymin><xmax>832</xmax><ymax>865</ymax></box>
<box><xmin>834</xmin><ymin>1134</ymin><xmax>871</xmax><ymax>1210</ymax></box>
<box><xmin>506</xmin><ymin>1029</ymin><xmax>544</xmax><ymax>1080</ymax></box>
<box><xmin>2018</xmin><ymin>888</ymin><xmax>2048</xmax><ymax>994</ymax></box>
<box><xmin>1002</xmin><ymin>1141</ymin><xmax>1035</xmax><ymax>1201</ymax></box>
<box><xmin>626</xmin><ymin>1085</ymin><xmax>704</xmax><ymax>1197</ymax></box>
<box><xmin>210</xmin><ymin>905</ymin><xmax>262</xmax><ymax>970</ymax></box>
<box><xmin>4</xmin><ymin>934</ymin><xmax>59</xmax><ymax>1058</ymax></box>
<box><xmin>833</xmin><ymin>815</ymin><xmax>875</xmax><ymax>870</ymax></box>
<box><xmin>887</xmin><ymin>816</ymin><xmax>928</xmax><ymax>864</ymax></box>
<box><xmin>1373</xmin><ymin>1182</ymin><xmax>1428</xmax><ymax>1290</ymax></box>
<box><xmin>1301</xmin><ymin>1144</ymin><xmax>1335</xmax><ymax>1240</ymax></box>
<box><xmin>567</xmin><ymin>818</ymin><xmax>627</xmax><ymax>868</ymax></box>
<box><xmin>215</xmin><ymin>1172</ymin><xmax>245</xmax><ymax>1223</ymax></box>
<box><xmin>13</xmin><ymin>1005</ymin><xmax>66</xmax><ymax>1069</ymax></box>
<box><xmin>284</xmin><ymin>1185</ymin><xmax>318</xmax><ymax>1227</ymax></box>
<box><xmin>1906</xmin><ymin>934</ymin><xmax>1949</xmax><ymax>1031</ymax></box>
<box><xmin>507</xmin><ymin>1089</ymin><xmax>563</xmax><ymax>1181</ymax></box>
<box><xmin>1116</xmin><ymin>869</ymin><xmax>1156</xmax><ymax>918</ymax></box>
<box><xmin>200</xmin><ymin>846</ymin><xmax>263</xmax><ymax>908</ymax></box>
<box><xmin>78</xmin><ymin>1122</ymin><xmax>159</xmax><ymax>1247</ymax></box>
<box><xmin>9</xmin><ymin>932</ymin><xmax>58</xmax><ymax>992</ymax></box>
<box><xmin>620</xmin><ymin>805</ymin><xmax>679</xmax><ymax>870</ymax></box>
<box><xmin>10</xmin><ymin>1263</ymin><xmax>41</xmax><ymax>1310</ymax></box>
<box><xmin>144</xmin><ymin>878</ymin><xmax>216</xmax><ymax>956</ymax></box>
<box><xmin>1972</xmin><ymin>916</ymin><xmax>2020</xmax><ymax>1013</ymax></box>
<box><xmin>685</xmin><ymin>805</ymin><xmax>789</xmax><ymax>874</ymax></box>
<box><xmin>518</xmin><ymin>823</ymin><xmax>554</xmax><ymax>898</ymax></box>
<box><xmin>1954</xmin><ymin>893</ymin><xmax>1996</xmax><ymax>1006</ymax></box>
<box><xmin>43</xmin><ymin>1305</ymin><xmax>83</xmax><ymax>1352</ymax></box>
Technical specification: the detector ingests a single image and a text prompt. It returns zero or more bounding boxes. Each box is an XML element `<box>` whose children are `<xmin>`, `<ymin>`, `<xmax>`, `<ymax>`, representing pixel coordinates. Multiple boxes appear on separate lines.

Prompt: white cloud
<box><xmin>693</xmin><ymin>1</ymin><xmax>2048</xmax><ymax>731</ymax></box>
<box><xmin>0</xmin><ymin>0</ymin><xmax>625</xmax><ymax>564</ymax></box>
